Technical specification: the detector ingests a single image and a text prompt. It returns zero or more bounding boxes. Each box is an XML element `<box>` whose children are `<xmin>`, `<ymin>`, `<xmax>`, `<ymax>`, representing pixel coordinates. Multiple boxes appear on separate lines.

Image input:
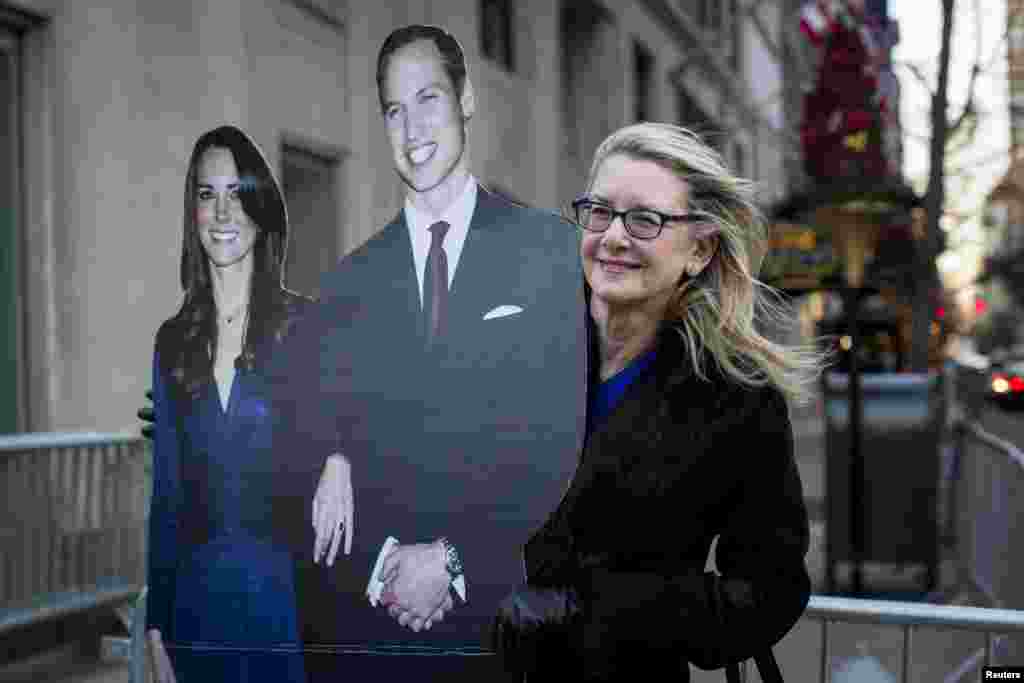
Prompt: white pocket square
<box><xmin>483</xmin><ymin>305</ymin><xmax>523</xmax><ymax>320</ymax></box>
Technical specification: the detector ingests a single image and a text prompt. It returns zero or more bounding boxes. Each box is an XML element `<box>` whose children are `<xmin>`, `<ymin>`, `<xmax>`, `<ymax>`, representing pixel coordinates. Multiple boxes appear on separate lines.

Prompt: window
<box><xmin>560</xmin><ymin>0</ymin><xmax>617</xmax><ymax>180</ymax></box>
<box><xmin>1011</xmin><ymin>92</ymin><xmax>1024</xmax><ymax>151</ymax></box>
<box><xmin>480</xmin><ymin>0</ymin><xmax>515</xmax><ymax>72</ymax></box>
<box><xmin>1010</xmin><ymin>11</ymin><xmax>1024</xmax><ymax>52</ymax></box>
<box><xmin>685</xmin><ymin>0</ymin><xmax>742</xmax><ymax>73</ymax></box>
<box><xmin>729</xmin><ymin>0</ymin><xmax>741</xmax><ymax>71</ymax></box>
<box><xmin>696</xmin><ymin>0</ymin><xmax>723</xmax><ymax>32</ymax></box>
<box><xmin>633</xmin><ymin>40</ymin><xmax>654</xmax><ymax>122</ymax></box>
<box><xmin>986</xmin><ymin>201</ymin><xmax>1009</xmax><ymax>252</ymax></box>
<box><xmin>0</xmin><ymin>24</ymin><xmax>19</xmax><ymax>433</ymax></box>
<box><xmin>1011</xmin><ymin>221</ymin><xmax>1024</xmax><ymax>253</ymax></box>
<box><xmin>1012</xmin><ymin>25</ymin><xmax>1024</xmax><ymax>52</ymax></box>
<box><xmin>281</xmin><ymin>143</ymin><xmax>343</xmax><ymax>300</ymax></box>
<box><xmin>677</xmin><ymin>86</ymin><xmax>721</xmax><ymax>151</ymax></box>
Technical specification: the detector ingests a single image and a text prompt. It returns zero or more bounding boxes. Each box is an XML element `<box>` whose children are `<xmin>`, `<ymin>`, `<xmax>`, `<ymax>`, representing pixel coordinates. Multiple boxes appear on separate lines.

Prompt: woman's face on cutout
<box><xmin>195</xmin><ymin>146</ymin><xmax>259</xmax><ymax>272</ymax></box>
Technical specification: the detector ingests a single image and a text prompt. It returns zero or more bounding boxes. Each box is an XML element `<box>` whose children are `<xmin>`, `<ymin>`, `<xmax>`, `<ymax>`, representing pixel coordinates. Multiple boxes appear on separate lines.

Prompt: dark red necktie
<box><xmin>423</xmin><ymin>221</ymin><xmax>450</xmax><ymax>350</ymax></box>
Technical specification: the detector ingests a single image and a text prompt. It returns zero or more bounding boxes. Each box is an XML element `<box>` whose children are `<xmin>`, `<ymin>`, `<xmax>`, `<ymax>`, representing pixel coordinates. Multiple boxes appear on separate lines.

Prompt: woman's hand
<box><xmin>147</xmin><ymin>630</ymin><xmax>178</xmax><ymax>683</ymax></box>
<box><xmin>493</xmin><ymin>586</ymin><xmax>581</xmax><ymax>676</ymax></box>
<box><xmin>312</xmin><ymin>453</ymin><xmax>354</xmax><ymax>565</ymax></box>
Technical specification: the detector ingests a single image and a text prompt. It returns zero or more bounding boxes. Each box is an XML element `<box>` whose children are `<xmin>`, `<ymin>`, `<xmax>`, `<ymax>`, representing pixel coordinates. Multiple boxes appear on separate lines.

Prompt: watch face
<box><xmin>445</xmin><ymin>541</ymin><xmax>464</xmax><ymax>576</ymax></box>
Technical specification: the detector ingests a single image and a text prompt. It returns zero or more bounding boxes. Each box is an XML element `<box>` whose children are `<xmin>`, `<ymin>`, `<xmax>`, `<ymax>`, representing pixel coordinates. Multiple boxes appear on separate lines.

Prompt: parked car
<box><xmin>987</xmin><ymin>356</ymin><xmax>1024</xmax><ymax>408</ymax></box>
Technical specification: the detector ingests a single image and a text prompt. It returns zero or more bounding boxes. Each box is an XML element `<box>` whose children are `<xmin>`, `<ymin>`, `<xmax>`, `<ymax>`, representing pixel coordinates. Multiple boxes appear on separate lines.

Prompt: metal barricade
<box><xmin>933</xmin><ymin>418</ymin><xmax>1024</xmax><ymax>668</ymax></box>
<box><xmin>796</xmin><ymin>595</ymin><xmax>1024</xmax><ymax>683</ymax></box>
<box><xmin>0</xmin><ymin>431</ymin><xmax>149</xmax><ymax>635</ymax></box>
<box><xmin>130</xmin><ymin>586</ymin><xmax>148</xmax><ymax>683</ymax></box>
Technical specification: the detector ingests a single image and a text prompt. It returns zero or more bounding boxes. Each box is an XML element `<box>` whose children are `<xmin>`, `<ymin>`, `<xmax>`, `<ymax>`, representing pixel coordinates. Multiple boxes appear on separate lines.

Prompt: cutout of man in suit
<box><xmin>284</xmin><ymin>23</ymin><xmax>586</xmax><ymax>680</ymax></box>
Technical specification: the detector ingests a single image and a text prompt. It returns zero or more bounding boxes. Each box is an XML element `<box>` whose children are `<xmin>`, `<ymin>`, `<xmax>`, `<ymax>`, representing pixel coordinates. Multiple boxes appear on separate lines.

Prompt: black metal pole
<box><xmin>845</xmin><ymin>286</ymin><xmax>864</xmax><ymax>596</ymax></box>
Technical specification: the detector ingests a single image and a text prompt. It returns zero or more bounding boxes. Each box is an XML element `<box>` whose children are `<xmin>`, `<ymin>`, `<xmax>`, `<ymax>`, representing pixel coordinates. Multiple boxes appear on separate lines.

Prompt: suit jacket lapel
<box><xmin>446</xmin><ymin>186</ymin><xmax>513</xmax><ymax>347</ymax></box>
<box><xmin>375</xmin><ymin>211</ymin><xmax>425</xmax><ymax>348</ymax></box>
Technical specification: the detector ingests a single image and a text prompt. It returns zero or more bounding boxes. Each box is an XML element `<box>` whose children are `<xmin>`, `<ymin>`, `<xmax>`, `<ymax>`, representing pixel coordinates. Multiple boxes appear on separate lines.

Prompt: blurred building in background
<box><xmin>978</xmin><ymin>0</ymin><xmax>1024</xmax><ymax>351</ymax></box>
<box><xmin>767</xmin><ymin>0</ymin><xmax>941</xmax><ymax>373</ymax></box>
<box><xmin>1</xmin><ymin>0</ymin><xmax>799</xmax><ymax>434</ymax></box>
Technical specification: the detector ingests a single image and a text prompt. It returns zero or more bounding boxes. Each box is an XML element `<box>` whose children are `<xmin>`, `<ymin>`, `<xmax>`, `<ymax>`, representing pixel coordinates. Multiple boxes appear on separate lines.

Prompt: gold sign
<box><xmin>770</xmin><ymin>224</ymin><xmax>817</xmax><ymax>251</ymax></box>
<box><xmin>762</xmin><ymin>221</ymin><xmax>839</xmax><ymax>290</ymax></box>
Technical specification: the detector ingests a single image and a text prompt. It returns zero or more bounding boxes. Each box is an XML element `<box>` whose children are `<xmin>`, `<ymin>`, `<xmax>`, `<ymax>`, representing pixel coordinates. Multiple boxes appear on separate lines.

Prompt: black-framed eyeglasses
<box><xmin>570</xmin><ymin>197</ymin><xmax>701</xmax><ymax>240</ymax></box>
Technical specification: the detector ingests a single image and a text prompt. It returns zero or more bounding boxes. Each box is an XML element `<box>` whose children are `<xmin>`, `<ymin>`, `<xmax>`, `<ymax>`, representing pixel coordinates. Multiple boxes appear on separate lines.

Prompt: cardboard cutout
<box><xmin>270</xmin><ymin>23</ymin><xmax>586</xmax><ymax>680</ymax></box>
<box><xmin>148</xmin><ymin>24</ymin><xmax>585</xmax><ymax>681</ymax></box>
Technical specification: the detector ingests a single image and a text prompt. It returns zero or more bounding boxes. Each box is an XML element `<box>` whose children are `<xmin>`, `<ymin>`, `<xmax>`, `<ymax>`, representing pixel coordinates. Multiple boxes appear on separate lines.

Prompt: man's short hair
<box><xmin>376</xmin><ymin>24</ymin><xmax>468</xmax><ymax>112</ymax></box>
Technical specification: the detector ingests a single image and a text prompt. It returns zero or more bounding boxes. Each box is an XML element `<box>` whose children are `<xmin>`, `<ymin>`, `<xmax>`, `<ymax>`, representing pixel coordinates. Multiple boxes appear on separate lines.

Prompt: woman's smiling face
<box><xmin>581</xmin><ymin>153</ymin><xmax>710</xmax><ymax>315</ymax></box>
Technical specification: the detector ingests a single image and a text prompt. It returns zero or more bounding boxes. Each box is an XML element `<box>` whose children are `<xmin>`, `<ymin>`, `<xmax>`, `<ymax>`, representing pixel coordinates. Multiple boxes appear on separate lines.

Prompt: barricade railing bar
<box><xmin>798</xmin><ymin>595</ymin><xmax>1024</xmax><ymax>683</ymax></box>
<box><xmin>0</xmin><ymin>431</ymin><xmax>148</xmax><ymax>635</ymax></box>
<box><xmin>6</xmin><ymin>371</ymin><xmax>1024</xmax><ymax>683</ymax></box>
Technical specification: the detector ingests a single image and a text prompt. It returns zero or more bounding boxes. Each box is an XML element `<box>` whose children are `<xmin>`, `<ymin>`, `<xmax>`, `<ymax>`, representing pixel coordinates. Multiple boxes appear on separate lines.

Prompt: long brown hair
<box><xmin>157</xmin><ymin>125</ymin><xmax>296</xmax><ymax>403</ymax></box>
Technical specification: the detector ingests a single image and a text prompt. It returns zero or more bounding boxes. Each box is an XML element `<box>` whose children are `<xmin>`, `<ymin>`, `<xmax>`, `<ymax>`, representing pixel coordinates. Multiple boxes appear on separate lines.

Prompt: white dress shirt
<box><xmin>404</xmin><ymin>176</ymin><xmax>477</xmax><ymax>307</ymax></box>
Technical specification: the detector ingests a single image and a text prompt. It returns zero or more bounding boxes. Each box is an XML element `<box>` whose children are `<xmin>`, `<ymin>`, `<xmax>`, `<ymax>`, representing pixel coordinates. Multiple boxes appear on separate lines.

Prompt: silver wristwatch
<box><xmin>438</xmin><ymin>537</ymin><xmax>466</xmax><ymax>601</ymax></box>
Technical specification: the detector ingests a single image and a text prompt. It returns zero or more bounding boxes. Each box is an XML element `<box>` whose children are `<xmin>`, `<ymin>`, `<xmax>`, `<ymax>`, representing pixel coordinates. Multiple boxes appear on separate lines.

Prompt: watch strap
<box><xmin>438</xmin><ymin>537</ymin><xmax>466</xmax><ymax>602</ymax></box>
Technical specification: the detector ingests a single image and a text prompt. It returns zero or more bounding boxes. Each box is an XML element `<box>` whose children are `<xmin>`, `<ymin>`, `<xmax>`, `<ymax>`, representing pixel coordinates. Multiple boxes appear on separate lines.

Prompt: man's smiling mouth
<box><xmin>408</xmin><ymin>143</ymin><xmax>437</xmax><ymax>165</ymax></box>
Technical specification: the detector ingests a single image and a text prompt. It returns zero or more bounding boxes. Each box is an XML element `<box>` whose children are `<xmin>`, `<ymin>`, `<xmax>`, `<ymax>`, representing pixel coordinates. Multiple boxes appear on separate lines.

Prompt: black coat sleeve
<box><xmin>579</xmin><ymin>386</ymin><xmax>810</xmax><ymax>673</ymax></box>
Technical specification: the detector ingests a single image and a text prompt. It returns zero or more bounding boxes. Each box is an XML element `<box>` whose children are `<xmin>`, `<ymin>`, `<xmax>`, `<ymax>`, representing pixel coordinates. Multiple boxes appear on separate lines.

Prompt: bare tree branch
<box><xmin>908</xmin><ymin>0</ymin><xmax>956</xmax><ymax>370</ymax></box>
<box><xmin>895</xmin><ymin>60</ymin><xmax>936</xmax><ymax>94</ymax></box>
<box><xmin>665</xmin><ymin>0</ymin><xmax>804</xmax><ymax>157</ymax></box>
<box><xmin>950</xmin><ymin>0</ymin><xmax>984</xmax><ymax>136</ymax></box>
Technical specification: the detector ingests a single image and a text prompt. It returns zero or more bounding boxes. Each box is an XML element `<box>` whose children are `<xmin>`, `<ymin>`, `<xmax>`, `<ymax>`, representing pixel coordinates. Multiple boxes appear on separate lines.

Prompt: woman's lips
<box><xmin>598</xmin><ymin>258</ymin><xmax>641</xmax><ymax>274</ymax></box>
<box><xmin>210</xmin><ymin>230</ymin><xmax>239</xmax><ymax>243</ymax></box>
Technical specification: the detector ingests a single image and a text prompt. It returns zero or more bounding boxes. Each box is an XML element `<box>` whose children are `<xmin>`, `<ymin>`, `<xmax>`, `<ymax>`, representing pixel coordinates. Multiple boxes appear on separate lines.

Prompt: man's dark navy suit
<box><xmin>277</xmin><ymin>186</ymin><xmax>586</xmax><ymax>678</ymax></box>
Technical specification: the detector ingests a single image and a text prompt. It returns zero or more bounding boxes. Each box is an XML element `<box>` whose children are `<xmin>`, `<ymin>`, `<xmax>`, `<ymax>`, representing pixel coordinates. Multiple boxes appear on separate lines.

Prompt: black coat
<box><xmin>521</xmin><ymin>326</ymin><xmax>810</xmax><ymax>680</ymax></box>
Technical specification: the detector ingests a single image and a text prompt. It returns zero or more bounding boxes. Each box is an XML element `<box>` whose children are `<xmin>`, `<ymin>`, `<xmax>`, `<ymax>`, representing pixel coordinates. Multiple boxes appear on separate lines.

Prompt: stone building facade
<box><xmin>1</xmin><ymin>0</ymin><xmax>793</xmax><ymax>432</ymax></box>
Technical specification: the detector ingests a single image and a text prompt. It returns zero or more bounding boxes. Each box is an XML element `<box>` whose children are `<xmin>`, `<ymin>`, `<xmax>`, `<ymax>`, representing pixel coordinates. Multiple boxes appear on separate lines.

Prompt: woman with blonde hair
<box><xmin>493</xmin><ymin>122</ymin><xmax>826</xmax><ymax>681</ymax></box>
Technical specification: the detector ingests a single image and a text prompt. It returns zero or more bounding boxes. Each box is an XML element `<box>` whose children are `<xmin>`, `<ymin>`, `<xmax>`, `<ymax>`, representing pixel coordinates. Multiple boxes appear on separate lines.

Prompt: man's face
<box><xmin>381</xmin><ymin>39</ymin><xmax>473</xmax><ymax>199</ymax></box>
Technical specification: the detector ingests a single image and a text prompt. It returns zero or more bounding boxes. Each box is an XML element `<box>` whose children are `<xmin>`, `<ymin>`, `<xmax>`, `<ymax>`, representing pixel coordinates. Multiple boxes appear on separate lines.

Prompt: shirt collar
<box><xmin>403</xmin><ymin>176</ymin><xmax>478</xmax><ymax>298</ymax></box>
<box><xmin>404</xmin><ymin>175</ymin><xmax>478</xmax><ymax>234</ymax></box>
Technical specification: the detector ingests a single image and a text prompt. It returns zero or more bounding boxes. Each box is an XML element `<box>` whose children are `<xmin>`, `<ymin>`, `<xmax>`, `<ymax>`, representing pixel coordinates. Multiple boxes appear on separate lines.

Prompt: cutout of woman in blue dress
<box><xmin>145</xmin><ymin>125</ymin><xmax>312</xmax><ymax>682</ymax></box>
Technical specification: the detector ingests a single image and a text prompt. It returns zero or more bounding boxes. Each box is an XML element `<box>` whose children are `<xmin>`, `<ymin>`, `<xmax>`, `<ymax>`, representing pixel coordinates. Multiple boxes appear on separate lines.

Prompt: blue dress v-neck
<box><xmin>147</xmin><ymin>353</ymin><xmax>305</xmax><ymax>682</ymax></box>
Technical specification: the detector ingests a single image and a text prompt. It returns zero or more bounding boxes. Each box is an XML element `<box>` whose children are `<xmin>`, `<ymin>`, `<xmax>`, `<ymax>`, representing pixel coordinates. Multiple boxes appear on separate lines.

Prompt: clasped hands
<box><xmin>311</xmin><ymin>455</ymin><xmax>454</xmax><ymax>632</ymax></box>
<box><xmin>378</xmin><ymin>541</ymin><xmax>455</xmax><ymax>632</ymax></box>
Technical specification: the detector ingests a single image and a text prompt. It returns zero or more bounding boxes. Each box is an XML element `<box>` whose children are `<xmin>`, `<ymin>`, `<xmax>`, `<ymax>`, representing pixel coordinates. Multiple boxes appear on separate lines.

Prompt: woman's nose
<box><xmin>603</xmin><ymin>215</ymin><xmax>631</xmax><ymax>246</ymax></box>
<box><xmin>215</xmin><ymin>196</ymin><xmax>231</xmax><ymax>222</ymax></box>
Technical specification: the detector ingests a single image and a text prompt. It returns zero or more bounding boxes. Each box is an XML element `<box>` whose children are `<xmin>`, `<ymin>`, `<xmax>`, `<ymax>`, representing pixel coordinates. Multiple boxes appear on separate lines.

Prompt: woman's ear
<box><xmin>460</xmin><ymin>77</ymin><xmax>476</xmax><ymax>121</ymax></box>
<box><xmin>689</xmin><ymin>233</ymin><xmax>719</xmax><ymax>277</ymax></box>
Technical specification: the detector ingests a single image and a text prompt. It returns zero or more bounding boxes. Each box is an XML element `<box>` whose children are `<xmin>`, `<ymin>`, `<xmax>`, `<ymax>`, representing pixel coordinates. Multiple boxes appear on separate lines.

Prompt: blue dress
<box><xmin>146</xmin><ymin>351</ymin><xmax>306</xmax><ymax>682</ymax></box>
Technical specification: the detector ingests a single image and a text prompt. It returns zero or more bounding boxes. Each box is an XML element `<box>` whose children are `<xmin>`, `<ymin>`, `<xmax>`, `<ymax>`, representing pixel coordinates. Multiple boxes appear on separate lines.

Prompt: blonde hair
<box><xmin>585</xmin><ymin>122</ymin><xmax>828</xmax><ymax>404</ymax></box>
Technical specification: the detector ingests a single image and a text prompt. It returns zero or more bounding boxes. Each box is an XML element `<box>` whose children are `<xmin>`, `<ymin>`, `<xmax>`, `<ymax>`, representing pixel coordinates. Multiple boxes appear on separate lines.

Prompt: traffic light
<box><xmin>975</xmin><ymin>293</ymin><xmax>988</xmax><ymax>316</ymax></box>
